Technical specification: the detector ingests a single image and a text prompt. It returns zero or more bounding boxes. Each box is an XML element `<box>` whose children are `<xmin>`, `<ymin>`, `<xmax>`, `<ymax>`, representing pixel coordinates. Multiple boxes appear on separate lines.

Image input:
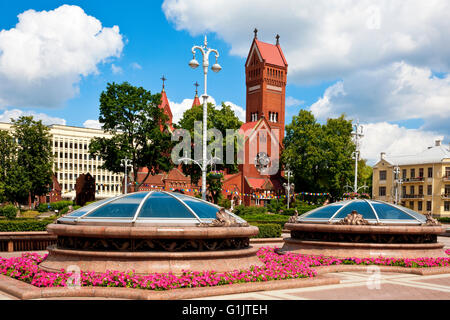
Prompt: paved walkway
<box><xmin>0</xmin><ymin>237</ymin><xmax>449</xmax><ymax>300</ymax></box>
<box><xmin>192</xmin><ymin>272</ymin><xmax>450</xmax><ymax>300</ymax></box>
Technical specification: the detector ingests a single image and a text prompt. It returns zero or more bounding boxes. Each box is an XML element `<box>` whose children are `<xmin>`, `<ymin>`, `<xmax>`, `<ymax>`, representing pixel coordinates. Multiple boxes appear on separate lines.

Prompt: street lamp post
<box><xmin>351</xmin><ymin>122</ymin><xmax>364</xmax><ymax>193</ymax></box>
<box><xmin>120</xmin><ymin>157</ymin><xmax>132</xmax><ymax>194</ymax></box>
<box><xmin>188</xmin><ymin>35</ymin><xmax>221</xmax><ymax>200</ymax></box>
<box><xmin>393</xmin><ymin>166</ymin><xmax>402</xmax><ymax>205</ymax></box>
<box><xmin>283</xmin><ymin>167</ymin><xmax>294</xmax><ymax>209</ymax></box>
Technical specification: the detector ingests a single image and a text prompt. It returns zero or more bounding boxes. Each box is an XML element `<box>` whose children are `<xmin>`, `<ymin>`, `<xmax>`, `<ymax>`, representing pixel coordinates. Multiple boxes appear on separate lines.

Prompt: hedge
<box><xmin>250</xmin><ymin>223</ymin><xmax>282</xmax><ymax>238</ymax></box>
<box><xmin>233</xmin><ymin>205</ymin><xmax>268</xmax><ymax>216</ymax></box>
<box><xmin>0</xmin><ymin>205</ymin><xmax>18</xmax><ymax>220</ymax></box>
<box><xmin>0</xmin><ymin>219</ymin><xmax>54</xmax><ymax>232</ymax></box>
<box><xmin>37</xmin><ymin>200</ymin><xmax>74</xmax><ymax>213</ymax></box>
<box><xmin>438</xmin><ymin>217</ymin><xmax>450</xmax><ymax>224</ymax></box>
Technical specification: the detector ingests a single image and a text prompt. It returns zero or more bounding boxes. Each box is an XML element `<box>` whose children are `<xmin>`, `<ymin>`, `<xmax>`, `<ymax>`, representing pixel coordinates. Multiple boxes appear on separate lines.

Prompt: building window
<box><xmin>419</xmin><ymin>168</ymin><xmax>424</xmax><ymax>178</ymax></box>
<box><xmin>418</xmin><ymin>201</ymin><xmax>423</xmax><ymax>211</ymax></box>
<box><xmin>427</xmin><ymin>185</ymin><xmax>432</xmax><ymax>195</ymax></box>
<box><xmin>379</xmin><ymin>186</ymin><xmax>386</xmax><ymax>196</ymax></box>
<box><xmin>410</xmin><ymin>186</ymin><xmax>414</xmax><ymax>195</ymax></box>
<box><xmin>445</xmin><ymin>201</ymin><xmax>450</xmax><ymax>212</ymax></box>
<box><xmin>379</xmin><ymin>170</ymin><xmax>387</xmax><ymax>181</ymax></box>
<box><xmin>446</xmin><ymin>167</ymin><xmax>450</xmax><ymax>179</ymax></box>
<box><xmin>426</xmin><ymin>201</ymin><xmax>432</xmax><ymax>211</ymax></box>
<box><xmin>428</xmin><ymin>167</ymin><xmax>433</xmax><ymax>178</ymax></box>
<box><xmin>410</xmin><ymin>169</ymin><xmax>415</xmax><ymax>178</ymax></box>
<box><xmin>402</xmin><ymin>186</ymin><xmax>406</xmax><ymax>196</ymax></box>
<box><xmin>402</xmin><ymin>169</ymin><xmax>406</xmax><ymax>179</ymax></box>
<box><xmin>418</xmin><ymin>185</ymin><xmax>423</xmax><ymax>195</ymax></box>
<box><xmin>445</xmin><ymin>185</ymin><xmax>450</xmax><ymax>196</ymax></box>
<box><xmin>409</xmin><ymin>201</ymin><xmax>414</xmax><ymax>209</ymax></box>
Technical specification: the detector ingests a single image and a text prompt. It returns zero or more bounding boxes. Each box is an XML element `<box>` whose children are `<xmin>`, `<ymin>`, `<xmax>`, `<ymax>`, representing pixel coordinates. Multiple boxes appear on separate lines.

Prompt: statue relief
<box><xmin>335</xmin><ymin>210</ymin><xmax>370</xmax><ymax>225</ymax></box>
<box><xmin>200</xmin><ymin>208</ymin><xmax>249</xmax><ymax>227</ymax></box>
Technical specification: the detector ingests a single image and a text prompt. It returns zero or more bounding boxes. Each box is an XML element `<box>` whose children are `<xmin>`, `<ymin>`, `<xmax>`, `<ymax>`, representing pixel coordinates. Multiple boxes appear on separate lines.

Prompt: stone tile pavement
<box><xmin>193</xmin><ymin>272</ymin><xmax>450</xmax><ymax>300</ymax></box>
<box><xmin>0</xmin><ymin>237</ymin><xmax>449</xmax><ymax>300</ymax></box>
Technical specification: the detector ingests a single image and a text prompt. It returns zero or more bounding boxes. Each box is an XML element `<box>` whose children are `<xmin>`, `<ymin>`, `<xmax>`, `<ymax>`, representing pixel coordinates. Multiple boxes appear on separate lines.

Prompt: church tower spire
<box><xmin>245</xmin><ymin>30</ymin><xmax>288</xmax><ymax>140</ymax></box>
<box><xmin>192</xmin><ymin>81</ymin><xmax>201</xmax><ymax>108</ymax></box>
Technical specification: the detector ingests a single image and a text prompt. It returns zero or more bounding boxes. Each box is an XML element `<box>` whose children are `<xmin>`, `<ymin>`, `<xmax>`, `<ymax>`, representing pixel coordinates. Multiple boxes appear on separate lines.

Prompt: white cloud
<box><xmin>162</xmin><ymin>0</ymin><xmax>450</xmax><ymax>84</ymax></box>
<box><xmin>222</xmin><ymin>101</ymin><xmax>245</xmax><ymax>122</ymax></box>
<box><xmin>168</xmin><ymin>96</ymin><xmax>245</xmax><ymax>124</ymax></box>
<box><xmin>169</xmin><ymin>96</ymin><xmax>216</xmax><ymax>124</ymax></box>
<box><xmin>360</xmin><ymin>122</ymin><xmax>444</xmax><ymax>165</ymax></box>
<box><xmin>111</xmin><ymin>64</ymin><xmax>123</xmax><ymax>74</ymax></box>
<box><xmin>309</xmin><ymin>62</ymin><xmax>450</xmax><ymax>136</ymax></box>
<box><xmin>83</xmin><ymin>119</ymin><xmax>102</xmax><ymax>129</ymax></box>
<box><xmin>130</xmin><ymin>62</ymin><xmax>142</xmax><ymax>70</ymax></box>
<box><xmin>0</xmin><ymin>109</ymin><xmax>66</xmax><ymax>125</ymax></box>
<box><xmin>0</xmin><ymin>5</ymin><xmax>124</xmax><ymax>109</ymax></box>
<box><xmin>285</xmin><ymin>96</ymin><xmax>305</xmax><ymax>107</ymax></box>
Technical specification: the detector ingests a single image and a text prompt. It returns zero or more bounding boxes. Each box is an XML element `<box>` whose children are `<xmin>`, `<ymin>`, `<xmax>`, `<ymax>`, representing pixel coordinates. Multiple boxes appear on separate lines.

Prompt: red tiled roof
<box><xmin>246</xmin><ymin>177</ymin><xmax>267</xmax><ymax>189</ymax></box>
<box><xmin>159</xmin><ymin>89</ymin><xmax>174</xmax><ymax>131</ymax></box>
<box><xmin>192</xmin><ymin>94</ymin><xmax>201</xmax><ymax>108</ymax></box>
<box><xmin>239</xmin><ymin>121</ymin><xmax>259</xmax><ymax>133</ymax></box>
<box><xmin>254</xmin><ymin>40</ymin><xmax>287</xmax><ymax>67</ymax></box>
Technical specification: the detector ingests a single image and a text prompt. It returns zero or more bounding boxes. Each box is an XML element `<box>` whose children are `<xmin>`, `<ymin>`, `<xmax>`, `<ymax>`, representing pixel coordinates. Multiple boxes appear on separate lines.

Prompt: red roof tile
<box><xmin>254</xmin><ymin>40</ymin><xmax>287</xmax><ymax>67</ymax></box>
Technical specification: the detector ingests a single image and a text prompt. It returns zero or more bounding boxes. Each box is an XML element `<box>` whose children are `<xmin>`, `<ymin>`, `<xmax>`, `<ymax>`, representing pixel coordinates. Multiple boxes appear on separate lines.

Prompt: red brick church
<box><xmin>135</xmin><ymin>30</ymin><xmax>288</xmax><ymax>207</ymax></box>
<box><xmin>222</xmin><ymin>30</ymin><xmax>288</xmax><ymax>206</ymax></box>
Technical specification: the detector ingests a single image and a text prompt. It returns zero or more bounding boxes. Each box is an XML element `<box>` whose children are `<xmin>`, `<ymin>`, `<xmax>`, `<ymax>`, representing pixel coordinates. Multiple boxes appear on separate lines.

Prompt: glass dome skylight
<box><xmin>58</xmin><ymin>191</ymin><xmax>245</xmax><ymax>225</ymax></box>
<box><xmin>299</xmin><ymin>199</ymin><xmax>426</xmax><ymax>225</ymax></box>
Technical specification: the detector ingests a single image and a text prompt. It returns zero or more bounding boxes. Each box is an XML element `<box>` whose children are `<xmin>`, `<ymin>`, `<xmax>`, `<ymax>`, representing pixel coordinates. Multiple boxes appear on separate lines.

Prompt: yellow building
<box><xmin>372</xmin><ymin>140</ymin><xmax>450</xmax><ymax>217</ymax></box>
<box><xmin>0</xmin><ymin>122</ymin><xmax>123</xmax><ymax>199</ymax></box>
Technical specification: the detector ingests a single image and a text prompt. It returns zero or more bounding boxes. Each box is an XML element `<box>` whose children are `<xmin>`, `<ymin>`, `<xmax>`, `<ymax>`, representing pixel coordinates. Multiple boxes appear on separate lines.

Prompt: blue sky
<box><xmin>0</xmin><ymin>1</ymin><xmax>449</xmax><ymax>164</ymax></box>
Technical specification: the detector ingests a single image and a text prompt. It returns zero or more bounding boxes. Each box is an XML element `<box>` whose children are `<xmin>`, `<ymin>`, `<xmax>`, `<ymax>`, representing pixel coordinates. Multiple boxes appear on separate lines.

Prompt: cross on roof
<box><xmin>161</xmin><ymin>75</ymin><xmax>167</xmax><ymax>90</ymax></box>
<box><xmin>194</xmin><ymin>81</ymin><xmax>199</xmax><ymax>94</ymax></box>
<box><xmin>276</xmin><ymin>34</ymin><xmax>280</xmax><ymax>45</ymax></box>
<box><xmin>254</xmin><ymin>28</ymin><xmax>258</xmax><ymax>39</ymax></box>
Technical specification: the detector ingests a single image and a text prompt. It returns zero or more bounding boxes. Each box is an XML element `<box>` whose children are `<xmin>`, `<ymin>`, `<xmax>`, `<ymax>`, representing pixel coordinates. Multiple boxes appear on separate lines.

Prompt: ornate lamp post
<box><xmin>283</xmin><ymin>167</ymin><xmax>294</xmax><ymax>209</ymax></box>
<box><xmin>393</xmin><ymin>165</ymin><xmax>403</xmax><ymax>205</ymax></box>
<box><xmin>188</xmin><ymin>35</ymin><xmax>222</xmax><ymax>200</ymax></box>
<box><xmin>120</xmin><ymin>157</ymin><xmax>132</xmax><ymax>194</ymax></box>
<box><xmin>351</xmin><ymin>122</ymin><xmax>364</xmax><ymax>193</ymax></box>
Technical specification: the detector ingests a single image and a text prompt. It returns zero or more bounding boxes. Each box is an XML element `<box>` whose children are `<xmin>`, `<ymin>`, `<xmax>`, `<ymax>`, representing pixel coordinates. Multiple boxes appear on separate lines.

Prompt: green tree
<box><xmin>206</xmin><ymin>172</ymin><xmax>224</xmax><ymax>204</ymax></box>
<box><xmin>176</xmin><ymin>102</ymin><xmax>243</xmax><ymax>184</ymax></box>
<box><xmin>89</xmin><ymin>82</ymin><xmax>175</xmax><ymax>190</ymax></box>
<box><xmin>11</xmin><ymin>116</ymin><xmax>53</xmax><ymax>205</ymax></box>
<box><xmin>357</xmin><ymin>159</ymin><xmax>373</xmax><ymax>197</ymax></box>
<box><xmin>0</xmin><ymin>130</ymin><xmax>14</xmax><ymax>203</ymax></box>
<box><xmin>282</xmin><ymin>110</ymin><xmax>355</xmax><ymax>200</ymax></box>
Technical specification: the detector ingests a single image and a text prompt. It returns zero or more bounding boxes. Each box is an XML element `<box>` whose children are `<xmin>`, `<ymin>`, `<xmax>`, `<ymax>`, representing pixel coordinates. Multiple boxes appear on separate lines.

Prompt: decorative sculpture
<box><xmin>200</xmin><ymin>208</ymin><xmax>249</xmax><ymax>227</ymax></box>
<box><xmin>424</xmin><ymin>213</ymin><xmax>441</xmax><ymax>226</ymax></box>
<box><xmin>335</xmin><ymin>210</ymin><xmax>370</xmax><ymax>225</ymax></box>
<box><xmin>287</xmin><ymin>209</ymin><xmax>299</xmax><ymax>223</ymax></box>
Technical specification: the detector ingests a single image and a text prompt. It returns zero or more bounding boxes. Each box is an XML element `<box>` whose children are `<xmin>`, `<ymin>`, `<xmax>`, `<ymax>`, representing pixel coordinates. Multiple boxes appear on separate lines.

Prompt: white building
<box><xmin>0</xmin><ymin>122</ymin><xmax>123</xmax><ymax>199</ymax></box>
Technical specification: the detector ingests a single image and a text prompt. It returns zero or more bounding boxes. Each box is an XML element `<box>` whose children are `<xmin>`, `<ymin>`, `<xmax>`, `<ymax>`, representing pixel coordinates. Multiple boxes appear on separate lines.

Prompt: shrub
<box><xmin>0</xmin><ymin>205</ymin><xmax>18</xmax><ymax>220</ymax></box>
<box><xmin>218</xmin><ymin>198</ymin><xmax>231</xmax><ymax>209</ymax></box>
<box><xmin>0</xmin><ymin>219</ymin><xmax>54</xmax><ymax>231</ymax></box>
<box><xmin>250</xmin><ymin>223</ymin><xmax>282</xmax><ymax>238</ymax></box>
<box><xmin>37</xmin><ymin>201</ymin><xmax>73</xmax><ymax>212</ymax></box>
<box><xmin>279</xmin><ymin>208</ymin><xmax>297</xmax><ymax>216</ymax></box>
<box><xmin>232</xmin><ymin>205</ymin><xmax>267</xmax><ymax>216</ymax></box>
<box><xmin>59</xmin><ymin>205</ymin><xmax>81</xmax><ymax>216</ymax></box>
<box><xmin>20</xmin><ymin>211</ymin><xmax>41</xmax><ymax>219</ymax></box>
<box><xmin>267</xmin><ymin>199</ymin><xmax>285</xmax><ymax>214</ymax></box>
<box><xmin>37</xmin><ymin>203</ymin><xmax>51</xmax><ymax>212</ymax></box>
<box><xmin>438</xmin><ymin>217</ymin><xmax>450</xmax><ymax>224</ymax></box>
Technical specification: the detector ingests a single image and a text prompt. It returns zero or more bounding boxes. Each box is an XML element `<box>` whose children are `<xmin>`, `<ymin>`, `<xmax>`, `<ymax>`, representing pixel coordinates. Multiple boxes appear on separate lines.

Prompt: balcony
<box><xmin>443</xmin><ymin>175</ymin><xmax>450</xmax><ymax>182</ymax></box>
<box><xmin>401</xmin><ymin>194</ymin><xmax>424</xmax><ymax>199</ymax></box>
<box><xmin>442</xmin><ymin>193</ymin><xmax>450</xmax><ymax>199</ymax></box>
<box><xmin>402</xmin><ymin>177</ymin><xmax>425</xmax><ymax>183</ymax></box>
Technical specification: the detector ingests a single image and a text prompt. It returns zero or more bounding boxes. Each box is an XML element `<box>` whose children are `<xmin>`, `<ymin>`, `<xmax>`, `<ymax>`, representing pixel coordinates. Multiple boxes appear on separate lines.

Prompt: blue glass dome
<box><xmin>58</xmin><ymin>191</ymin><xmax>245</xmax><ymax>226</ymax></box>
<box><xmin>299</xmin><ymin>199</ymin><xmax>426</xmax><ymax>225</ymax></box>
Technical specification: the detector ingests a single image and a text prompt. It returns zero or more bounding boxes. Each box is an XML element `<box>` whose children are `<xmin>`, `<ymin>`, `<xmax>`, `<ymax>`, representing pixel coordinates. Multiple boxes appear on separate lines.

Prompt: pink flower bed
<box><xmin>0</xmin><ymin>248</ymin><xmax>449</xmax><ymax>291</ymax></box>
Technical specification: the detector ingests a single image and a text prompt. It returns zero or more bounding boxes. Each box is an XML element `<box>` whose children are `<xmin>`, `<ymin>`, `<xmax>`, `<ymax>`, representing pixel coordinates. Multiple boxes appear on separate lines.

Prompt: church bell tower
<box><xmin>245</xmin><ymin>29</ymin><xmax>288</xmax><ymax>141</ymax></box>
